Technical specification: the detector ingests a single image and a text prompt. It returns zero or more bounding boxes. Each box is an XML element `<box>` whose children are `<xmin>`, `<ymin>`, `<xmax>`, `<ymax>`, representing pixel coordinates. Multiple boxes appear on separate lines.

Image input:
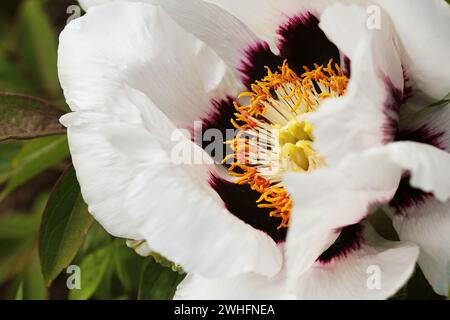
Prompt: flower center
<box><xmin>223</xmin><ymin>60</ymin><xmax>348</xmax><ymax>229</ymax></box>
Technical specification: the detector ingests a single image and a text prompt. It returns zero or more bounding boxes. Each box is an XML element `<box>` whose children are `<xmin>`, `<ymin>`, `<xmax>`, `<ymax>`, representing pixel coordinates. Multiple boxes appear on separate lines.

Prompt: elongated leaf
<box><xmin>0</xmin><ymin>254</ymin><xmax>29</xmax><ymax>286</ymax></box>
<box><xmin>75</xmin><ymin>223</ymin><xmax>113</xmax><ymax>263</ymax></box>
<box><xmin>0</xmin><ymin>214</ymin><xmax>37</xmax><ymax>285</ymax></box>
<box><xmin>114</xmin><ymin>240</ymin><xmax>145</xmax><ymax>293</ymax></box>
<box><xmin>22</xmin><ymin>250</ymin><xmax>48</xmax><ymax>300</ymax></box>
<box><xmin>138</xmin><ymin>258</ymin><xmax>185</xmax><ymax>300</ymax></box>
<box><xmin>39</xmin><ymin>165</ymin><xmax>94</xmax><ymax>285</ymax></box>
<box><xmin>0</xmin><ymin>8</ymin><xmax>16</xmax><ymax>55</ymax></box>
<box><xmin>17</xmin><ymin>0</ymin><xmax>60</xmax><ymax>98</ymax></box>
<box><xmin>0</xmin><ymin>92</ymin><xmax>65</xmax><ymax>142</ymax></box>
<box><xmin>69</xmin><ymin>245</ymin><xmax>113</xmax><ymax>300</ymax></box>
<box><xmin>0</xmin><ymin>214</ymin><xmax>39</xmax><ymax>245</ymax></box>
<box><xmin>14</xmin><ymin>282</ymin><xmax>24</xmax><ymax>300</ymax></box>
<box><xmin>0</xmin><ymin>56</ymin><xmax>34</xmax><ymax>94</ymax></box>
<box><xmin>0</xmin><ymin>135</ymin><xmax>70</xmax><ymax>200</ymax></box>
<box><xmin>92</xmin><ymin>262</ymin><xmax>115</xmax><ymax>300</ymax></box>
<box><xmin>0</xmin><ymin>196</ymin><xmax>46</xmax><ymax>285</ymax></box>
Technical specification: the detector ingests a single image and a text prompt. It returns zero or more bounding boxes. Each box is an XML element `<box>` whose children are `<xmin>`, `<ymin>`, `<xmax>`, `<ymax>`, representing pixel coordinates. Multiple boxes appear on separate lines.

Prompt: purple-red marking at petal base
<box><xmin>382</xmin><ymin>78</ymin><xmax>403</xmax><ymax>143</ymax></box>
<box><xmin>389</xmin><ymin>175</ymin><xmax>433</xmax><ymax>216</ymax></box>
<box><xmin>317</xmin><ymin>223</ymin><xmax>364</xmax><ymax>265</ymax></box>
<box><xmin>239</xmin><ymin>42</ymin><xmax>282</xmax><ymax>89</ymax></box>
<box><xmin>192</xmin><ymin>97</ymin><xmax>236</xmax><ymax>164</ymax></box>
<box><xmin>209</xmin><ymin>175</ymin><xmax>287</xmax><ymax>243</ymax></box>
<box><xmin>396</xmin><ymin>125</ymin><xmax>446</xmax><ymax>152</ymax></box>
<box><xmin>239</xmin><ymin>12</ymin><xmax>340</xmax><ymax>89</ymax></box>
<box><xmin>277</xmin><ymin>13</ymin><xmax>340</xmax><ymax>77</ymax></box>
<box><xmin>342</xmin><ymin>56</ymin><xmax>351</xmax><ymax>77</ymax></box>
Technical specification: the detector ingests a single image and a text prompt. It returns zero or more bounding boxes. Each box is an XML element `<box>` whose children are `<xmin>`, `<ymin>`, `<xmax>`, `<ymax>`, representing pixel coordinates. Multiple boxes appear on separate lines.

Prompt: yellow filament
<box><xmin>224</xmin><ymin>59</ymin><xmax>348</xmax><ymax>229</ymax></box>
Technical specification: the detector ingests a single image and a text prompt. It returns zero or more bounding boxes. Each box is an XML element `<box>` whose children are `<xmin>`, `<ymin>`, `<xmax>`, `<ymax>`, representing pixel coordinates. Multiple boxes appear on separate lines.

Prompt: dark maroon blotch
<box><xmin>396</xmin><ymin>125</ymin><xmax>446</xmax><ymax>152</ymax></box>
<box><xmin>317</xmin><ymin>223</ymin><xmax>364</xmax><ymax>264</ymax></box>
<box><xmin>239</xmin><ymin>12</ymin><xmax>340</xmax><ymax>89</ymax></box>
<box><xmin>382</xmin><ymin>67</ymin><xmax>416</xmax><ymax>143</ymax></box>
<box><xmin>194</xmin><ymin>97</ymin><xmax>236</xmax><ymax>164</ymax></box>
<box><xmin>239</xmin><ymin>42</ymin><xmax>283</xmax><ymax>89</ymax></box>
<box><xmin>401</xmin><ymin>66</ymin><xmax>413</xmax><ymax>104</ymax></box>
<box><xmin>277</xmin><ymin>13</ymin><xmax>340</xmax><ymax>76</ymax></box>
<box><xmin>389</xmin><ymin>175</ymin><xmax>433</xmax><ymax>216</ymax></box>
<box><xmin>343</xmin><ymin>56</ymin><xmax>351</xmax><ymax>77</ymax></box>
<box><xmin>382</xmin><ymin>79</ymin><xmax>403</xmax><ymax>143</ymax></box>
<box><xmin>210</xmin><ymin>175</ymin><xmax>287</xmax><ymax>243</ymax></box>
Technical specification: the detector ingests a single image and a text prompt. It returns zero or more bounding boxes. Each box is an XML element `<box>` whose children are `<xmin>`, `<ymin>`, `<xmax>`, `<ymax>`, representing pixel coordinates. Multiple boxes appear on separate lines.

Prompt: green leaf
<box><xmin>0</xmin><ymin>135</ymin><xmax>69</xmax><ymax>200</ymax></box>
<box><xmin>0</xmin><ymin>141</ymin><xmax>22</xmax><ymax>184</ymax></box>
<box><xmin>11</xmin><ymin>251</ymin><xmax>48</xmax><ymax>300</ymax></box>
<box><xmin>114</xmin><ymin>240</ymin><xmax>145</xmax><ymax>293</ymax></box>
<box><xmin>14</xmin><ymin>282</ymin><xmax>24</xmax><ymax>300</ymax></box>
<box><xmin>0</xmin><ymin>197</ymin><xmax>46</xmax><ymax>285</ymax></box>
<box><xmin>22</xmin><ymin>251</ymin><xmax>48</xmax><ymax>300</ymax></box>
<box><xmin>0</xmin><ymin>254</ymin><xmax>29</xmax><ymax>286</ymax></box>
<box><xmin>17</xmin><ymin>0</ymin><xmax>61</xmax><ymax>99</ymax></box>
<box><xmin>75</xmin><ymin>222</ymin><xmax>113</xmax><ymax>261</ymax></box>
<box><xmin>69</xmin><ymin>245</ymin><xmax>113</xmax><ymax>300</ymax></box>
<box><xmin>0</xmin><ymin>214</ymin><xmax>40</xmax><ymax>245</ymax></box>
<box><xmin>138</xmin><ymin>258</ymin><xmax>185</xmax><ymax>300</ymax></box>
<box><xmin>39</xmin><ymin>165</ymin><xmax>94</xmax><ymax>285</ymax></box>
<box><xmin>0</xmin><ymin>218</ymin><xmax>33</xmax><ymax>285</ymax></box>
<box><xmin>0</xmin><ymin>9</ymin><xmax>16</xmax><ymax>55</ymax></box>
<box><xmin>0</xmin><ymin>92</ymin><xmax>65</xmax><ymax>142</ymax></box>
<box><xmin>91</xmin><ymin>262</ymin><xmax>115</xmax><ymax>300</ymax></box>
<box><xmin>0</xmin><ymin>55</ymin><xmax>34</xmax><ymax>94</ymax></box>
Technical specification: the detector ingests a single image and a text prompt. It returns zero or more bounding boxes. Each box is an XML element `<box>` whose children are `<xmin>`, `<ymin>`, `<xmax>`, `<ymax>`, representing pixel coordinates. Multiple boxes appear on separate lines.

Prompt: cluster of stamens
<box><xmin>223</xmin><ymin>59</ymin><xmax>348</xmax><ymax>229</ymax></box>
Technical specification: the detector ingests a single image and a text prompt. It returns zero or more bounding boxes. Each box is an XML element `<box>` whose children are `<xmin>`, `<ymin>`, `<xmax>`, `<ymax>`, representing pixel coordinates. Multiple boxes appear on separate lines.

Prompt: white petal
<box><xmin>63</xmin><ymin>124</ymin><xmax>155</xmax><ymax>239</ymax></box>
<box><xmin>294</xmin><ymin>224</ymin><xmax>419</xmax><ymax>299</ymax></box>
<box><xmin>59</xmin><ymin>1</ymin><xmax>241</xmax><ymax>128</ymax></box>
<box><xmin>175</xmin><ymin>265</ymin><xmax>293</xmax><ymax>300</ymax></box>
<box><xmin>399</xmin><ymin>103</ymin><xmax>450</xmax><ymax>152</ymax></box>
<box><xmin>76</xmin><ymin>0</ymin><xmax>264</xmax><ymax>83</ymax></box>
<box><xmin>150</xmin><ymin>0</ymin><xmax>260</xmax><ymax>80</ymax></box>
<box><xmin>64</xmin><ymin>86</ymin><xmax>282</xmax><ymax>278</ymax></box>
<box><xmin>393</xmin><ymin>198</ymin><xmax>450</xmax><ymax>296</ymax></box>
<box><xmin>205</xmin><ymin>0</ymin><xmax>331</xmax><ymax>53</ymax></box>
<box><xmin>284</xmin><ymin>148</ymin><xmax>403</xmax><ymax>280</ymax></box>
<box><xmin>309</xmin><ymin>3</ymin><xmax>404</xmax><ymax>165</ymax></box>
<box><xmin>124</xmin><ymin>161</ymin><xmax>282</xmax><ymax>278</ymax></box>
<box><xmin>285</xmin><ymin>141</ymin><xmax>450</xmax><ymax>283</ymax></box>
<box><xmin>60</xmin><ymin>85</ymin><xmax>182</xmax><ymax>239</ymax></box>
<box><xmin>383</xmin><ymin>142</ymin><xmax>450</xmax><ymax>202</ymax></box>
<box><xmin>376</xmin><ymin>0</ymin><xmax>450</xmax><ymax>100</ymax></box>
<box><xmin>78</xmin><ymin>0</ymin><xmax>110</xmax><ymax>10</ymax></box>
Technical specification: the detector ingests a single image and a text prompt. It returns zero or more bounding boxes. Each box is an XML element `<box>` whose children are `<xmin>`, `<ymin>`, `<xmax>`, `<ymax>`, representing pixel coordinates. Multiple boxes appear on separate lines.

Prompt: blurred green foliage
<box><xmin>0</xmin><ymin>0</ymin><xmax>184</xmax><ymax>300</ymax></box>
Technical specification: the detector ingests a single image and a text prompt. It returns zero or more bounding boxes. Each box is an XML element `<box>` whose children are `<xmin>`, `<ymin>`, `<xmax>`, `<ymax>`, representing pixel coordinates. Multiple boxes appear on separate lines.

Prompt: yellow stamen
<box><xmin>224</xmin><ymin>59</ymin><xmax>348</xmax><ymax>229</ymax></box>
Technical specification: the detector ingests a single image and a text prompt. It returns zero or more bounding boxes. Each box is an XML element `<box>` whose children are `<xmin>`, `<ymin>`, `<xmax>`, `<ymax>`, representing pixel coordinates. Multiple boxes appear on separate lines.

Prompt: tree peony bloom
<box><xmin>58</xmin><ymin>0</ymin><xmax>448</xmax><ymax>299</ymax></box>
<box><xmin>287</xmin><ymin>1</ymin><xmax>450</xmax><ymax>297</ymax></box>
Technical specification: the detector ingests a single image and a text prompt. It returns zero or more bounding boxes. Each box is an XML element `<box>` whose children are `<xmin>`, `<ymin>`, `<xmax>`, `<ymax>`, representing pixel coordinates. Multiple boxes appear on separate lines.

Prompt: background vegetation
<box><xmin>0</xmin><ymin>0</ymin><xmax>183</xmax><ymax>300</ymax></box>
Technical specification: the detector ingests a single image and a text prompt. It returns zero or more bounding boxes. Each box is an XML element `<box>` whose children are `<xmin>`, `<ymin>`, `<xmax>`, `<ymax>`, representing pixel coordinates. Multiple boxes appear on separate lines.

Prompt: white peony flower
<box><xmin>288</xmin><ymin>1</ymin><xmax>450</xmax><ymax>297</ymax></box>
<box><xmin>58</xmin><ymin>0</ymin><xmax>448</xmax><ymax>299</ymax></box>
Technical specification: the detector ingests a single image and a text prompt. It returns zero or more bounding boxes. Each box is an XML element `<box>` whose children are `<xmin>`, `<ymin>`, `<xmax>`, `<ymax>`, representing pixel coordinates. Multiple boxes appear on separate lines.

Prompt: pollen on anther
<box><xmin>224</xmin><ymin>59</ymin><xmax>348</xmax><ymax>228</ymax></box>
